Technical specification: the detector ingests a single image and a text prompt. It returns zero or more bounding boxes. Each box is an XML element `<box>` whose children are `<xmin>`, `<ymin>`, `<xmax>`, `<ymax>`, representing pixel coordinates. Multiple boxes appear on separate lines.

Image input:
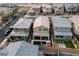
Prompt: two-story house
<box><xmin>30</xmin><ymin>5</ymin><xmax>41</xmax><ymax>15</ymax></box>
<box><xmin>0</xmin><ymin>4</ymin><xmax>16</xmax><ymax>15</ymax></box>
<box><xmin>31</xmin><ymin>16</ymin><xmax>51</xmax><ymax>46</ymax></box>
<box><xmin>42</xmin><ymin>4</ymin><xmax>52</xmax><ymax>15</ymax></box>
<box><xmin>10</xmin><ymin>18</ymin><xmax>33</xmax><ymax>42</ymax></box>
<box><xmin>51</xmin><ymin>17</ymin><xmax>72</xmax><ymax>40</ymax></box>
<box><xmin>53</xmin><ymin>4</ymin><xmax>64</xmax><ymax>15</ymax></box>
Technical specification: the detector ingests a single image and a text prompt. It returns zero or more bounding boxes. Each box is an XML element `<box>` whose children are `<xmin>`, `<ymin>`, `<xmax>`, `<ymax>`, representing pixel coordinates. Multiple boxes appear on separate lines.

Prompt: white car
<box><xmin>10</xmin><ymin>25</ymin><xmax>13</xmax><ymax>29</ymax></box>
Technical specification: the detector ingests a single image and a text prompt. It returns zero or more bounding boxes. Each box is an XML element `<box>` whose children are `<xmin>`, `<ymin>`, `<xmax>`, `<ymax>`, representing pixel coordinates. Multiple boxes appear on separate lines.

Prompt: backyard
<box><xmin>64</xmin><ymin>40</ymin><xmax>75</xmax><ymax>48</ymax></box>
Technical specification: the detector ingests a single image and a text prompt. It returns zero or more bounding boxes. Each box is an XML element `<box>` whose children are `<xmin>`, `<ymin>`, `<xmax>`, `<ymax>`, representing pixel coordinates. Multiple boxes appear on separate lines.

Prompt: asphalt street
<box><xmin>0</xmin><ymin>11</ymin><xmax>26</xmax><ymax>43</ymax></box>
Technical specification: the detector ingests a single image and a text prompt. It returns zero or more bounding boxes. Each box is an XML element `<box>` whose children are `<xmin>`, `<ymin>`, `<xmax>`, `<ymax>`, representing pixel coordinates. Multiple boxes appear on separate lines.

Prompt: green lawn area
<box><xmin>64</xmin><ymin>40</ymin><xmax>75</xmax><ymax>48</ymax></box>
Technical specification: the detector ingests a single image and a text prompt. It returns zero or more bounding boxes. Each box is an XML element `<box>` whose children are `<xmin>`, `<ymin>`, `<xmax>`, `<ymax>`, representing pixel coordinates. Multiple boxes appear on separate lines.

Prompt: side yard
<box><xmin>76</xmin><ymin>35</ymin><xmax>79</xmax><ymax>41</ymax></box>
<box><xmin>63</xmin><ymin>40</ymin><xmax>75</xmax><ymax>48</ymax></box>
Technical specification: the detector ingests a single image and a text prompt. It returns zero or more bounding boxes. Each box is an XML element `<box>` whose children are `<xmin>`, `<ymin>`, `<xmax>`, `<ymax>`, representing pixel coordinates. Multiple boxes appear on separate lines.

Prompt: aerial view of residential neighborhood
<box><xmin>0</xmin><ymin>3</ymin><xmax>79</xmax><ymax>56</ymax></box>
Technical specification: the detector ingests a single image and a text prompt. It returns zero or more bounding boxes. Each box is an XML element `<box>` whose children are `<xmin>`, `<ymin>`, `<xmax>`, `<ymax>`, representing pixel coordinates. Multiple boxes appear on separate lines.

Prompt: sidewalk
<box><xmin>58</xmin><ymin>44</ymin><xmax>66</xmax><ymax>48</ymax></box>
<box><xmin>72</xmin><ymin>40</ymin><xmax>77</xmax><ymax>48</ymax></box>
<box><xmin>0</xmin><ymin>35</ymin><xmax>10</xmax><ymax>48</ymax></box>
<box><xmin>71</xmin><ymin>36</ymin><xmax>79</xmax><ymax>48</ymax></box>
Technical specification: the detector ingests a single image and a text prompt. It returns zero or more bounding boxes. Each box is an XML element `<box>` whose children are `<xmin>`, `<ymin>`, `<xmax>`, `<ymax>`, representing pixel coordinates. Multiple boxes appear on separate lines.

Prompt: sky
<box><xmin>0</xmin><ymin>0</ymin><xmax>79</xmax><ymax>3</ymax></box>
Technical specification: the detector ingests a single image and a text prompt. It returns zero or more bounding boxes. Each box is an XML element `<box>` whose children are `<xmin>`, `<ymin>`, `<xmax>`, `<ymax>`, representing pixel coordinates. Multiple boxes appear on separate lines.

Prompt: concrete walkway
<box><xmin>58</xmin><ymin>44</ymin><xmax>66</xmax><ymax>48</ymax></box>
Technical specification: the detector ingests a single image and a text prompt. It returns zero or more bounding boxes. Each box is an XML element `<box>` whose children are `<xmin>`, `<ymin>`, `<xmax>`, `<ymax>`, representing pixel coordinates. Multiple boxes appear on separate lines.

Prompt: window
<box><xmin>43</xmin><ymin>29</ymin><xmax>48</xmax><ymax>31</ymax></box>
<box><xmin>34</xmin><ymin>36</ymin><xmax>40</xmax><ymax>40</ymax></box>
<box><xmin>24</xmin><ymin>29</ymin><xmax>26</xmax><ymax>31</ymax></box>
<box><xmin>33</xmin><ymin>41</ymin><xmax>46</xmax><ymax>45</ymax></box>
<box><xmin>59</xmin><ymin>7</ymin><xmax>62</xmax><ymax>9</ymax></box>
<box><xmin>42</xmin><ymin>42</ymin><xmax>46</xmax><ymax>44</ymax></box>
<box><xmin>65</xmin><ymin>36</ymin><xmax>70</xmax><ymax>38</ymax></box>
<box><xmin>15</xmin><ymin>28</ymin><xmax>18</xmax><ymax>30</ymax></box>
<box><xmin>56</xmin><ymin>27</ymin><xmax>59</xmax><ymax>30</ymax></box>
<box><xmin>39</xmin><ymin>28</ymin><xmax>41</xmax><ymax>31</ymax></box>
<box><xmin>33</xmin><ymin>41</ymin><xmax>41</xmax><ymax>45</ymax></box>
<box><xmin>64</xmin><ymin>28</ymin><xmax>68</xmax><ymax>29</ymax></box>
<box><xmin>42</xmin><ymin>37</ymin><xmax>48</xmax><ymax>40</ymax></box>
<box><xmin>56</xmin><ymin>35</ymin><xmax>63</xmax><ymax>38</ymax></box>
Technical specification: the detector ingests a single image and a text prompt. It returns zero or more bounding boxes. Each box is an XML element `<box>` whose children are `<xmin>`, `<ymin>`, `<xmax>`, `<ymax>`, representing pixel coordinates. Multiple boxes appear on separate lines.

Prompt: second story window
<box><xmin>24</xmin><ymin>29</ymin><xmax>26</xmax><ymax>31</ymax></box>
<box><xmin>39</xmin><ymin>28</ymin><xmax>41</xmax><ymax>31</ymax></box>
<box><xmin>43</xmin><ymin>29</ymin><xmax>48</xmax><ymax>31</ymax></box>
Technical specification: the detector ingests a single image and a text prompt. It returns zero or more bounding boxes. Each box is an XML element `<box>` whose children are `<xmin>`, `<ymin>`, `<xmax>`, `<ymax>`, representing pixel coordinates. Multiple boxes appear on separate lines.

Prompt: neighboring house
<box><xmin>42</xmin><ymin>4</ymin><xmax>52</xmax><ymax>15</ymax></box>
<box><xmin>28</xmin><ymin>9</ymin><xmax>36</xmax><ymax>15</ymax></box>
<box><xmin>51</xmin><ymin>17</ymin><xmax>72</xmax><ymax>40</ymax></box>
<box><xmin>10</xmin><ymin>18</ymin><xmax>33</xmax><ymax>42</ymax></box>
<box><xmin>65</xmin><ymin>4</ymin><xmax>78</xmax><ymax>13</ymax></box>
<box><xmin>42</xmin><ymin>4</ymin><xmax>52</xmax><ymax>10</ymax></box>
<box><xmin>32</xmin><ymin>16</ymin><xmax>51</xmax><ymax>46</ymax></box>
<box><xmin>53</xmin><ymin>4</ymin><xmax>64</xmax><ymax>15</ymax></box>
<box><xmin>0</xmin><ymin>41</ymin><xmax>39</xmax><ymax>56</ymax></box>
<box><xmin>0</xmin><ymin>4</ymin><xmax>16</xmax><ymax>15</ymax></box>
<box><xmin>30</xmin><ymin>5</ymin><xmax>41</xmax><ymax>15</ymax></box>
<box><xmin>42</xmin><ymin>8</ymin><xmax>52</xmax><ymax>15</ymax></box>
<box><xmin>69</xmin><ymin>15</ymin><xmax>79</xmax><ymax>35</ymax></box>
<box><xmin>17</xmin><ymin>3</ymin><xmax>30</xmax><ymax>12</ymax></box>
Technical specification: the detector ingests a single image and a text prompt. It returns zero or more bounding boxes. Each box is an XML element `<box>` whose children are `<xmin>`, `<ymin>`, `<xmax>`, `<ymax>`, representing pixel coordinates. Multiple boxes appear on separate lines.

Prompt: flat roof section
<box><xmin>33</xmin><ymin>16</ymin><xmax>49</xmax><ymax>28</ymax></box>
<box><xmin>13</xmin><ymin>18</ymin><xmax>33</xmax><ymax>29</ymax></box>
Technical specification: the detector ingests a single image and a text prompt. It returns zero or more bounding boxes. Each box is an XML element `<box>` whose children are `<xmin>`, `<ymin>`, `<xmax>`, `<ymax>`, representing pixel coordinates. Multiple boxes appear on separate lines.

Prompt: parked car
<box><xmin>4</xmin><ymin>29</ymin><xmax>13</xmax><ymax>36</ymax></box>
<box><xmin>9</xmin><ymin>26</ymin><xmax>13</xmax><ymax>29</ymax></box>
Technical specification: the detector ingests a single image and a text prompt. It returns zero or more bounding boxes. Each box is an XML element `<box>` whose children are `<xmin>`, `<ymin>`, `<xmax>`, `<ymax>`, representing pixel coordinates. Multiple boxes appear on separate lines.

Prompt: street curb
<box><xmin>0</xmin><ymin>35</ymin><xmax>10</xmax><ymax>48</ymax></box>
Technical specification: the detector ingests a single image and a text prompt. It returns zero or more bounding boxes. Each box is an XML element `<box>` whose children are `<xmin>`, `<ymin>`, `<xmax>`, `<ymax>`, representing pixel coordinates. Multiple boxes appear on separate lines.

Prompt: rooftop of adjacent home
<box><xmin>0</xmin><ymin>41</ymin><xmax>39</xmax><ymax>56</ymax></box>
<box><xmin>53</xmin><ymin>3</ymin><xmax>64</xmax><ymax>8</ymax></box>
<box><xmin>30</xmin><ymin>4</ymin><xmax>41</xmax><ymax>9</ymax></box>
<box><xmin>42</xmin><ymin>4</ymin><xmax>52</xmax><ymax>8</ymax></box>
<box><xmin>0</xmin><ymin>4</ymin><xmax>16</xmax><ymax>8</ymax></box>
<box><xmin>52</xmin><ymin>17</ymin><xmax>72</xmax><ymax>28</ymax></box>
<box><xmin>42</xmin><ymin>8</ymin><xmax>52</xmax><ymax>12</ymax></box>
<box><xmin>64</xmin><ymin>3</ymin><xmax>78</xmax><ymax>9</ymax></box>
<box><xmin>13</xmin><ymin>18</ymin><xmax>33</xmax><ymax>29</ymax></box>
<box><xmin>33</xmin><ymin>16</ymin><xmax>49</xmax><ymax>28</ymax></box>
<box><xmin>69</xmin><ymin>15</ymin><xmax>79</xmax><ymax>31</ymax></box>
